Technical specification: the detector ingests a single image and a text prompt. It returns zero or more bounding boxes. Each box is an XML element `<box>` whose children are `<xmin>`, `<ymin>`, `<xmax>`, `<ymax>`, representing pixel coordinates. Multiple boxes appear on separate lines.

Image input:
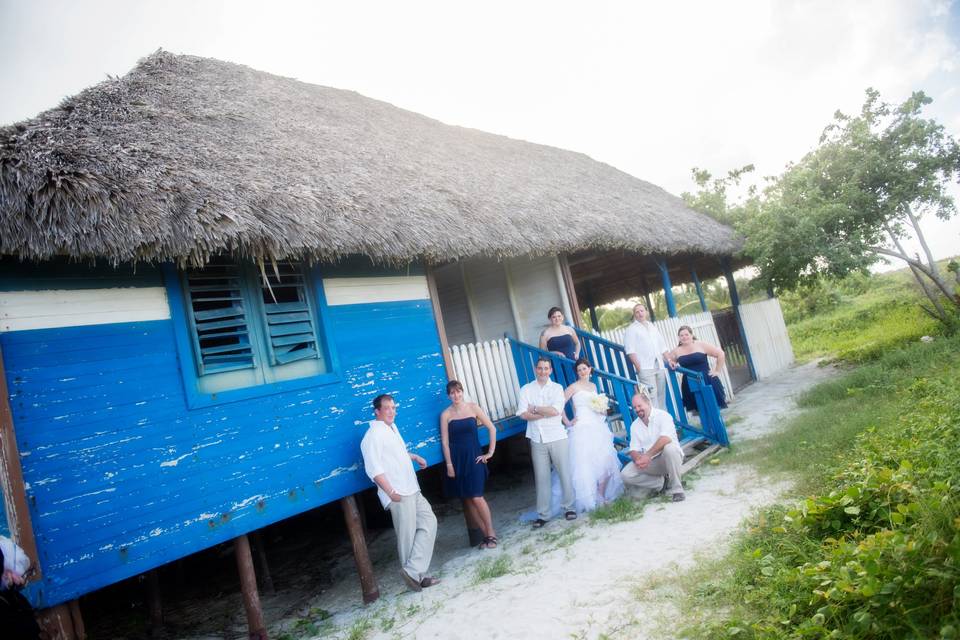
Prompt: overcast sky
<box><xmin>1</xmin><ymin>0</ymin><xmax>958</xmax><ymax>262</ymax></box>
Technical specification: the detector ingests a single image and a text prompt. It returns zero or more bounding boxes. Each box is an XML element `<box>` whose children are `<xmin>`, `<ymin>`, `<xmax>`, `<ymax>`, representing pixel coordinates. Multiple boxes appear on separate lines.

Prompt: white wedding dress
<box><xmin>567</xmin><ymin>390</ymin><xmax>624</xmax><ymax>512</ymax></box>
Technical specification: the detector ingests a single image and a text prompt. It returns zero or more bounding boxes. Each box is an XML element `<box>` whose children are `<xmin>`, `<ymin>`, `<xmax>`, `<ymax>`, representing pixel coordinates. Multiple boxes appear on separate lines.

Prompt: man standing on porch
<box><xmin>517</xmin><ymin>356</ymin><xmax>576</xmax><ymax>528</ymax></box>
<box><xmin>360</xmin><ymin>394</ymin><xmax>440</xmax><ymax>592</ymax></box>
<box><xmin>623</xmin><ymin>302</ymin><xmax>671</xmax><ymax>410</ymax></box>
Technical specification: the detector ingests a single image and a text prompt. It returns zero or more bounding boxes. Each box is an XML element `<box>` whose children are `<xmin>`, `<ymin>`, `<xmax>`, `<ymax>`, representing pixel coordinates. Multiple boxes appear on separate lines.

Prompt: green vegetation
<box><xmin>473</xmin><ymin>555</ymin><xmax>513</xmax><ymax>583</ymax></box>
<box><xmin>589</xmin><ymin>495</ymin><xmax>647</xmax><ymax>523</ymax></box>
<box><xmin>783</xmin><ymin>268</ymin><xmax>941</xmax><ymax>363</ymax></box>
<box><xmin>677</xmin><ymin>304</ymin><xmax>960</xmax><ymax>637</ymax></box>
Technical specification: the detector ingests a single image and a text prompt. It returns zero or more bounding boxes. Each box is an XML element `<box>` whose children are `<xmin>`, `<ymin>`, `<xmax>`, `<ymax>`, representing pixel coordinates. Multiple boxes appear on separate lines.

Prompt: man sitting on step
<box><xmin>620</xmin><ymin>390</ymin><xmax>686</xmax><ymax>502</ymax></box>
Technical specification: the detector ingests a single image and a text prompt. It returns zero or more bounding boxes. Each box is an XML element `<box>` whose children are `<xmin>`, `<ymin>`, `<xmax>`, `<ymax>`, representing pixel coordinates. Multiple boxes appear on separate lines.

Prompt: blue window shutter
<box><xmin>184</xmin><ymin>262</ymin><xmax>257</xmax><ymax>375</ymax></box>
<box><xmin>258</xmin><ymin>263</ymin><xmax>320</xmax><ymax>365</ymax></box>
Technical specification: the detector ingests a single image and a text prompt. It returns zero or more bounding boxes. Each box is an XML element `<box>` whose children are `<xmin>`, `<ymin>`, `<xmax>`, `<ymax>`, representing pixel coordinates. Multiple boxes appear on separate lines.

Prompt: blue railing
<box><xmin>574</xmin><ymin>328</ymin><xmax>729</xmax><ymax>447</ymax></box>
<box><xmin>507</xmin><ymin>334</ymin><xmax>729</xmax><ymax>458</ymax></box>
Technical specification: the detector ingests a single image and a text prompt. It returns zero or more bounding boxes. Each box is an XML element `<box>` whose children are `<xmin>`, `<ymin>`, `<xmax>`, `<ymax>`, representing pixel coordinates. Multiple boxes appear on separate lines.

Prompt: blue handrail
<box><xmin>574</xmin><ymin>327</ymin><xmax>730</xmax><ymax>448</ymax></box>
<box><xmin>507</xmin><ymin>334</ymin><xmax>729</xmax><ymax>455</ymax></box>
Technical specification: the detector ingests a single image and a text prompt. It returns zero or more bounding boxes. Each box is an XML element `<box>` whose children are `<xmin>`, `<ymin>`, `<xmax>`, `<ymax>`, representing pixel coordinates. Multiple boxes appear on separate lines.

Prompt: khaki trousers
<box><xmin>388</xmin><ymin>492</ymin><xmax>437</xmax><ymax>581</ymax></box>
<box><xmin>637</xmin><ymin>369</ymin><xmax>667</xmax><ymax>411</ymax></box>
<box><xmin>531</xmin><ymin>438</ymin><xmax>574</xmax><ymax>519</ymax></box>
<box><xmin>620</xmin><ymin>441</ymin><xmax>684</xmax><ymax>495</ymax></box>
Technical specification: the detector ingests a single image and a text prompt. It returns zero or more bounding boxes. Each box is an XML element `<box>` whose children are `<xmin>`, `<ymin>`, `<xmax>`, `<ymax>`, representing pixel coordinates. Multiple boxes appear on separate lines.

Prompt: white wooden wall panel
<box><xmin>0</xmin><ymin>288</ymin><xmax>170</xmax><ymax>332</ymax></box>
<box><xmin>740</xmin><ymin>298</ymin><xmax>794</xmax><ymax>379</ymax></box>
<box><xmin>432</xmin><ymin>263</ymin><xmax>476</xmax><ymax>346</ymax></box>
<box><xmin>505</xmin><ymin>255</ymin><xmax>567</xmax><ymax>344</ymax></box>
<box><xmin>322</xmin><ymin>276</ymin><xmax>429</xmax><ymax>306</ymax></box>
<box><xmin>461</xmin><ymin>258</ymin><xmax>517</xmax><ymax>341</ymax></box>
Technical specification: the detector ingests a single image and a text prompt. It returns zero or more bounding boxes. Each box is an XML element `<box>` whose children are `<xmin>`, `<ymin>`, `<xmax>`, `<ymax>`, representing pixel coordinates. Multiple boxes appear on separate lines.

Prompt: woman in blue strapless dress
<box><xmin>666</xmin><ymin>325</ymin><xmax>728</xmax><ymax>412</ymax></box>
<box><xmin>539</xmin><ymin>306</ymin><xmax>580</xmax><ymax>360</ymax></box>
<box><xmin>440</xmin><ymin>380</ymin><xmax>498</xmax><ymax>549</ymax></box>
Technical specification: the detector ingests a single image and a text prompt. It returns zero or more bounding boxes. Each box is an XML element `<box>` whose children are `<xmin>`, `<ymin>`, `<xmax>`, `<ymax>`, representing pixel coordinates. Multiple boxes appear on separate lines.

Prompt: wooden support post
<box><xmin>234</xmin><ymin>534</ymin><xmax>268</xmax><ymax>640</ymax></box>
<box><xmin>640</xmin><ymin>277</ymin><xmax>656</xmax><ymax>322</ymax></box>
<box><xmin>425</xmin><ymin>265</ymin><xmax>455</xmax><ymax>381</ymax></box>
<box><xmin>691</xmin><ymin>268</ymin><xmax>708</xmax><ymax>312</ymax></box>
<box><xmin>145</xmin><ymin>569</ymin><xmax>163</xmax><ymax>635</ymax></box>
<box><xmin>37</xmin><ymin>601</ymin><xmax>85</xmax><ymax>640</ymax></box>
<box><xmin>340</xmin><ymin>495</ymin><xmax>380</xmax><ymax>604</ymax></box>
<box><xmin>655</xmin><ymin>258</ymin><xmax>679</xmax><ymax>318</ymax></box>
<box><xmin>722</xmin><ymin>258</ymin><xmax>757</xmax><ymax>381</ymax></box>
<box><xmin>557</xmin><ymin>255</ymin><xmax>584</xmax><ymax>329</ymax></box>
<box><xmin>585</xmin><ymin>287</ymin><xmax>600</xmax><ymax>332</ymax></box>
<box><xmin>250</xmin><ymin>531</ymin><xmax>275</xmax><ymax>595</ymax></box>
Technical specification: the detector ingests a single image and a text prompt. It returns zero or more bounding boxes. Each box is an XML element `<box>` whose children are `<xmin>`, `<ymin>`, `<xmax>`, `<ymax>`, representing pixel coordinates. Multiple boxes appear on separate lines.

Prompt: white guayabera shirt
<box><xmin>628</xmin><ymin>408</ymin><xmax>679</xmax><ymax>454</ymax></box>
<box><xmin>360</xmin><ymin>420</ymin><xmax>421</xmax><ymax>509</ymax></box>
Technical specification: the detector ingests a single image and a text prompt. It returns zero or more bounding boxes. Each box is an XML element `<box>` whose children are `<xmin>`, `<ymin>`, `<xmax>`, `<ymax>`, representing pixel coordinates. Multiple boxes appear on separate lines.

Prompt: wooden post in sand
<box><xmin>234</xmin><ymin>534</ymin><xmax>268</xmax><ymax>640</ymax></box>
<box><xmin>341</xmin><ymin>494</ymin><xmax>380</xmax><ymax>603</ymax></box>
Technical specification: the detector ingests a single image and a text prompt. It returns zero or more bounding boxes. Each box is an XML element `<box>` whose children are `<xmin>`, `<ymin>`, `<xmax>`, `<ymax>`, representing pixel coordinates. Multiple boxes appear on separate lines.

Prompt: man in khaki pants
<box><xmin>360</xmin><ymin>393</ymin><xmax>440</xmax><ymax>592</ymax></box>
<box><xmin>620</xmin><ymin>391</ymin><xmax>686</xmax><ymax>502</ymax></box>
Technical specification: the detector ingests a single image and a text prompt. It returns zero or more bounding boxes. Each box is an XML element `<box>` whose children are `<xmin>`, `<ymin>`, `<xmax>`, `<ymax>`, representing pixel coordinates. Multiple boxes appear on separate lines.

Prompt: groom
<box><xmin>517</xmin><ymin>356</ymin><xmax>575</xmax><ymax>528</ymax></box>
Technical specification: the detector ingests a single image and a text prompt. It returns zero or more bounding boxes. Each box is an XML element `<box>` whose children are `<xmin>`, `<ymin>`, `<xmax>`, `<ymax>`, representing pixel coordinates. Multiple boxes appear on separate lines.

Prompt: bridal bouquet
<box><xmin>589</xmin><ymin>393</ymin><xmax>609</xmax><ymax>415</ymax></box>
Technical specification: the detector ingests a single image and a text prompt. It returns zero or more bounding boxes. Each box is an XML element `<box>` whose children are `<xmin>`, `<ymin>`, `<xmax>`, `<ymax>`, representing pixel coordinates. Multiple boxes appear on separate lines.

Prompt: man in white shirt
<box><xmin>620</xmin><ymin>391</ymin><xmax>685</xmax><ymax>501</ymax></box>
<box><xmin>360</xmin><ymin>394</ymin><xmax>440</xmax><ymax>592</ymax></box>
<box><xmin>622</xmin><ymin>302</ymin><xmax>672</xmax><ymax>410</ymax></box>
<box><xmin>516</xmin><ymin>356</ymin><xmax>575</xmax><ymax>527</ymax></box>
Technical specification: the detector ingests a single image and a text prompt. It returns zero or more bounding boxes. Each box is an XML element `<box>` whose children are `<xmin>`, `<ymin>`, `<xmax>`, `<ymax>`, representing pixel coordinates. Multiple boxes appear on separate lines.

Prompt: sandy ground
<box><xmin>256</xmin><ymin>360</ymin><xmax>839</xmax><ymax>640</ymax></box>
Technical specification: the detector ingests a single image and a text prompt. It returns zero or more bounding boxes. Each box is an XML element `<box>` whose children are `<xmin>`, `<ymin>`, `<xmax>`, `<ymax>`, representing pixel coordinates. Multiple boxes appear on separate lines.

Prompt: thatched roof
<box><xmin>0</xmin><ymin>51</ymin><xmax>741</xmax><ymax>266</ymax></box>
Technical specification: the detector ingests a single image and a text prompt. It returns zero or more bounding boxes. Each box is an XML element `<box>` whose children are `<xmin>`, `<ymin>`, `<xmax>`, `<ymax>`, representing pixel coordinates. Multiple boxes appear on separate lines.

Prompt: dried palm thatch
<box><xmin>0</xmin><ymin>51</ymin><xmax>741</xmax><ymax>266</ymax></box>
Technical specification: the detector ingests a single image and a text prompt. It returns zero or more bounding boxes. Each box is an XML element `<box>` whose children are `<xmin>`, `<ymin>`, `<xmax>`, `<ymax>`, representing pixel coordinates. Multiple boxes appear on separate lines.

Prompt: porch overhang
<box><xmin>567</xmin><ymin>250</ymin><xmax>751</xmax><ymax>308</ymax></box>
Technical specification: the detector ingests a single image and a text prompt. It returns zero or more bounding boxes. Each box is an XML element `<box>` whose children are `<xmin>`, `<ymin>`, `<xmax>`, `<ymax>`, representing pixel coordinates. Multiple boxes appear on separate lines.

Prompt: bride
<box><xmin>562</xmin><ymin>357</ymin><xmax>624</xmax><ymax>511</ymax></box>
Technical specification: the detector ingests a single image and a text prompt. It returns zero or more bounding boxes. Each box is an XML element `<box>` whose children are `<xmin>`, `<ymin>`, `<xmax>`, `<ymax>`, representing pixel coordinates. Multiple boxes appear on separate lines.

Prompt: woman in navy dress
<box><xmin>666</xmin><ymin>325</ymin><xmax>728</xmax><ymax>413</ymax></box>
<box><xmin>440</xmin><ymin>380</ymin><xmax>498</xmax><ymax>548</ymax></box>
<box><xmin>539</xmin><ymin>306</ymin><xmax>580</xmax><ymax>360</ymax></box>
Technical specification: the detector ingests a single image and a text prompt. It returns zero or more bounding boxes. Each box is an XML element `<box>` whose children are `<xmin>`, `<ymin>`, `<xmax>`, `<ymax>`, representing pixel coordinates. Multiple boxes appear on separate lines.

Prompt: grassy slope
<box><xmin>676</xmin><ymin>268</ymin><xmax>959</xmax><ymax>639</ymax></box>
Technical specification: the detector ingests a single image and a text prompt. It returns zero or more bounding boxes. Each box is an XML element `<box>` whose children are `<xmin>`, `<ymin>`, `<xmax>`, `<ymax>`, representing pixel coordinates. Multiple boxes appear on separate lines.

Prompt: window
<box><xmin>172</xmin><ymin>258</ymin><xmax>333</xmax><ymax>399</ymax></box>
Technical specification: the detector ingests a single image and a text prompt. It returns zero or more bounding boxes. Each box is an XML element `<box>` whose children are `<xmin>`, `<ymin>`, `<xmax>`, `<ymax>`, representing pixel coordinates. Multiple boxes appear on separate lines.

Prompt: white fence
<box><xmin>740</xmin><ymin>298</ymin><xmax>794</xmax><ymax>380</ymax></box>
<box><xmin>600</xmin><ymin>311</ymin><xmax>734</xmax><ymax>401</ymax></box>
<box><xmin>449</xmin><ymin>338</ymin><xmax>522</xmax><ymax>421</ymax></box>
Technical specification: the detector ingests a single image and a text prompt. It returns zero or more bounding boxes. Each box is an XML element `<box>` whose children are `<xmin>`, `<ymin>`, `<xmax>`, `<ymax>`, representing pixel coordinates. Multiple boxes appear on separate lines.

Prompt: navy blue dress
<box><xmin>546</xmin><ymin>334</ymin><xmax>577</xmax><ymax>360</ymax></box>
<box><xmin>677</xmin><ymin>352</ymin><xmax>728</xmax><ymax>412</ymax></box>
<box><xmin>443</xmin><ymin>417</ymin><xmax>488</xmax><ymax>498</ymax></box>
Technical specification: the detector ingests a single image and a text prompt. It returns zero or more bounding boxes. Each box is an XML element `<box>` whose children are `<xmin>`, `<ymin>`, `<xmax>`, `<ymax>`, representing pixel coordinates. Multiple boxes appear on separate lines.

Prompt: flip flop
<box><xmin>482</xmin><ymin>536</ymin><xmax>498</xmax><ymax>549</ymax></box>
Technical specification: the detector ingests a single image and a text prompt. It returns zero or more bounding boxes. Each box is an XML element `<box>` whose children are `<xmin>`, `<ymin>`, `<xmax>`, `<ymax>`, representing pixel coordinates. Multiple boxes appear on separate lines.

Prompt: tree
<box><xmin>741</xmin><ymin>89</ymin><xmax>960</xmax><ymax>323</ymax></box>
<box><xmin>681</xmin><ymin>164</ymin><xmax>755</xmax><ymax>227</ymax></box>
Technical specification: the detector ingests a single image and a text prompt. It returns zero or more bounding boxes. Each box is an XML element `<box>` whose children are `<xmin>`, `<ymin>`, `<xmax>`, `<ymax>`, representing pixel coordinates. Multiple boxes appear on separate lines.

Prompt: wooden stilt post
<box><xmin>340</xmin><ymin>495</ymin><xmax>380</xmax><ymax>604</ymax></box>
<box><xmin>145</xmin><ymin>569</ymin><xmax>163</xmax><ymax>635</ymax></box>
<box><xmin>250</xmin><ymin>531</ymin><xmax>275</xmax><ymax>595</ymax></box>
<box><xmin>234</xmin><ymin>534</ymin><xmax>268</xmax><ymax>640</ymax></box>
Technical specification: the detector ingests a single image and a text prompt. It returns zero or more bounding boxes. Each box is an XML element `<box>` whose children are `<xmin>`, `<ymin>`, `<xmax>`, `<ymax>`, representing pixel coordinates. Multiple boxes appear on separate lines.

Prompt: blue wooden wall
<box><xmin>0</xmin><ymin>259</ymin><xmax>449</xmax><ymax>608</ymax></box>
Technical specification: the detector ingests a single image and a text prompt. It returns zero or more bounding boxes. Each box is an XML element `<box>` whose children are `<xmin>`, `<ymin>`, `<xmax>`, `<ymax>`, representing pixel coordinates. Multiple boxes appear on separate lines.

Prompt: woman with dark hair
<box><xmin>666</xmin><ymin>325</ymin><xmax>728</xmax><ymax>412</ymax></box>
<box><xmin>440</xmin><ymin>380</ymin><xmax>498</xmax><ymax>548</ymax></box>
<box><xmin>561</xmin><ymin>358</ymin><xmax>623</xmax><ymax>511</ymax></box>
<box><xmin>539</xmin><ymin>306</ymin><xmax>579</xmax><ymax>360</ymax></box>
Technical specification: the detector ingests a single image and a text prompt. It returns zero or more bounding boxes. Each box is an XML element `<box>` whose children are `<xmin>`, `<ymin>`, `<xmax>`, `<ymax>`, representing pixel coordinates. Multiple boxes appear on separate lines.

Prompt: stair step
<box><xmin>680</xmin><ymin>443</ymin><xmax>723</xmax><ymax>474</ymax></box>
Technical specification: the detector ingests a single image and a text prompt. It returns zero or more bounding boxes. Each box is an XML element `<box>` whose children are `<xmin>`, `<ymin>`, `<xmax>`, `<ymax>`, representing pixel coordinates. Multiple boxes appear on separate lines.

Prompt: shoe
<box><xmin>564</xmin><ymin>510</ymin><xmax>577</xmax><ymax>521</ymax></box>
<box><xmin>479</xmin><ymin>535</ymin><xmax>499</xmax><ymax>549</ymax></box>
<box><xmin>532</xmin><ymin>518</ymin><xmax>547</xmax><ymax>529</ymax></box>
<box><xmin>420</xmin><ymin>576</ymin><xmax>441</xmax><ymax>588</ymax></box>
<box><xmin>401</xmin><ymin>570</ymin><xmax>422</xmax><ymax>592</ymax></box>
<box><xmin>672</xmin><ymin>493</ymin><xmax>686</xmax><ymax>502</ymax></box>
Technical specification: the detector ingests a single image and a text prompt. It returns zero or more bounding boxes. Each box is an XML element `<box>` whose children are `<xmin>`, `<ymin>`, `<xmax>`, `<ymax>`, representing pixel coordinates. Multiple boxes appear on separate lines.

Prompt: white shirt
<box><xmin>628</xmin><ymin>408</ymin><xmax>679</xmax><ymax>454</ymax></box>
<box><xmin>516</xmin><ymin>379</ymin><xmax>567</xmax><ymax>443</ymax></box>
<box><xmin>360</xmin><ymin>420</ymin><xmax>421</xmax><ymax>509</ymax></box>
<box><xmin>623</xmin><ymin>320</ymin><xmax>668</xmax><ymax>370</ymax></box>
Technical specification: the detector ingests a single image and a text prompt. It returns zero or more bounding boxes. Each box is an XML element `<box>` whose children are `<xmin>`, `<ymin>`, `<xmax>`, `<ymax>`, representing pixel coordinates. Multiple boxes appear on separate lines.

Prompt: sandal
<box><xmin>482</xmin><ymin>535</ymin><xmax>498</xmax><ymax>549</ymax></box>
<box><xmin>532</xmin><ymin>518</ymin><xmax>547</xmax><ymax>529</ymax></box>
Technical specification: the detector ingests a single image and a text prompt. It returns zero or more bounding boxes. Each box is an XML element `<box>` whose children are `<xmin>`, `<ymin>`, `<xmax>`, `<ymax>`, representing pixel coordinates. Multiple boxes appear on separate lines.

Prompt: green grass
<box><xmin>473</xmin><ymin>555</ymin><xmax>513</xmax><ymax>583</ymax></box>
<box><xmin>589</xmin><ymin>495</ymin><xmax>647</xmax><ymax>523</ymax></box>
<box><xmin>675</xmin><ymin>332</ymin><xmax>960</xmax><ymax>639</ymax></box>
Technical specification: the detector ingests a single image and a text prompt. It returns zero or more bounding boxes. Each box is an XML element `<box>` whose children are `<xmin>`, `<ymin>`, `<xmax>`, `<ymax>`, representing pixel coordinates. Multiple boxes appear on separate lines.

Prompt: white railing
<box><xmin>740</xmin><ymin>298</ymin><xmax>794</xmax><ymax>380</ymax></box>
<box><xmin>600</xmin><ymin>311</ymin><xmax>735</xmax><ymax>401</ymax></box>
<box><xmin>449</xmin><ymin>338</ymin><xmax>522</xmax><ymax>421</ymax></box>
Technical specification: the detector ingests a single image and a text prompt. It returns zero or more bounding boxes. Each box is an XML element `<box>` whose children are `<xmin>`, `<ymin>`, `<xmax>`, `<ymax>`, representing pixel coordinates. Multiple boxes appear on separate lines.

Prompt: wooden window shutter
<box><xmin>184</xmin><ymin>262</ymin><xmax>256</xmax><ymax>374</ymax></box>
<box><xmin>258</xmin><ymin>262</ymin><xmax>320</xmax><ymax>365</ymax></box>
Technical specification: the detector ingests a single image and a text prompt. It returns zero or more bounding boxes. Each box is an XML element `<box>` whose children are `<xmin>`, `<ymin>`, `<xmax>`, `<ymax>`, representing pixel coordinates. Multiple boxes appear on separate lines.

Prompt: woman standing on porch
<box><xmin>440</xmin><ymin>380</ymin><xmax>499</xmax><ymax>549</ymax></box>
<box><xmin>666</xmin><ymin>325</ymin><xmax>728</xmax><ymax>412</ymax></box>
<box><xmin>540</xmin><ymin>306</ymin><xmax>580</xmax><ymax>360</ymax></box>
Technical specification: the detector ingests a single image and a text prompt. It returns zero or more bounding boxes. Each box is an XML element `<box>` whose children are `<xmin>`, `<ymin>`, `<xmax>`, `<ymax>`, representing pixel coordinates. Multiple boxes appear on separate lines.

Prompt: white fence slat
<box><xmin>480</xmin><ymin>341</ymin><xmax>505</xmax><ymax>419</ymax></box>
